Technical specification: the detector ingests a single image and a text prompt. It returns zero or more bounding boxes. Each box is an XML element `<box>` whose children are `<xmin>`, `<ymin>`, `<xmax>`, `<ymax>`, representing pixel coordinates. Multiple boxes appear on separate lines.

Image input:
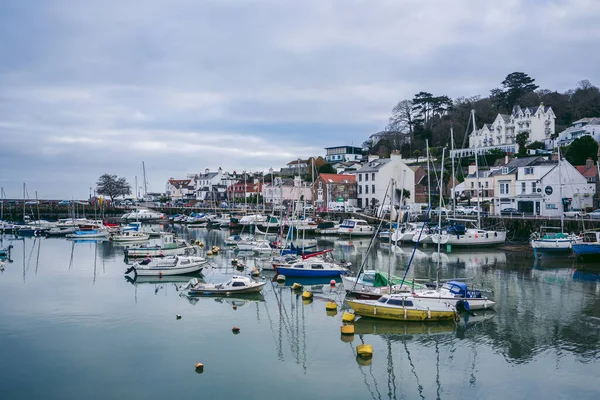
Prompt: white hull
<box><xmin>432</xmin><ymin>230</ymin><xmax>506</xmax><ymax>246</ymax></box>
<box><xmin>412</xmin><ymin>233</ymin><xmax>433</xmax><ymax>244</ymax></box>
<box><xmin>133</xmin><ymin>263</ymin><xmax>204</xmax><ymax>276</ymax></box>
<box><xmin>531</xmin><ymin>238</ymin><xmax>578</xmax><ymax>251</ymax></box>
<box><xmin>126</xmin><ymin>246</ymin><xmax>195</xmax><ymax>258</ymax></box>
<box><xmin>338</xmin><ymin>228</ymin><xmax>374</xmax><ymax>236</ymax></box>
<box><xmin>413</xmin><ymin>293</ymin><xmax>496</xmax><ymax>310</ymax></box>
<box><xmin>111</xmin><ymin>234</ymin><xmax>150</xmax><ymax>242</ymax></box>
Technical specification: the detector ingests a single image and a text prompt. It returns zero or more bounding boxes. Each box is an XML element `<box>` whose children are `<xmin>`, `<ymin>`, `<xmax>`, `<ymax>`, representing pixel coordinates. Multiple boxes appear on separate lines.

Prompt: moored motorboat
<box><xmin>124</xmin><ymin>255</ymin><xmax>207</xmax><ymax>276</ymax></box>
<box><xmin>183</xmin><ymin>275</ymin><xmax>266</xmax><ymax>295</ymax></box>
<box><xmin>572</xmin><ymin>231</ymin><xmax>600</xmax><ymax>258</ymax></box>
<box><xmin>66</xmin><ymin>228</ymin><xmax>110</xmax><ymax>239</ymax></box>
<box><xmin>342</xmin><ymin>269</ymin><xmax>424</xmax><ymax>299</ymax></box>
<box><xmin>121</xmin><ymin>208</ymin><xmax>165</xmax><ymax>221</ymax></box>
<box><xmin>412</xmin><ymin>281</ymin><xmax>496</xmax><ymax>310</ymax></box>
<box><xmin>124</xmin><ymin>234</ymin><xmax>197</xmax><ymax>258</ymax></box>
<box><xmin>110</xmin><ymin>231</ymin><xmax>150</xmax><ymax>242</ymax></box>
<box><xmin>275</xmin><ymin>259</ymin><xmax>350</xmax><ymax>277</ymax></box>
<box><xmin>338</xmin><ymin>219</ymin><xmax>375</xmax><ymax>236</ymax></box>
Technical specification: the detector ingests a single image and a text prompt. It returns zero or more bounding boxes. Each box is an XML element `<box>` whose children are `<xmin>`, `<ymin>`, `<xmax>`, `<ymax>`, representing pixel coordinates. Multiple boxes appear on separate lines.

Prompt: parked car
<box><xmin>58</xmin><ymin>200</ymin><xmax>71</xmax><ymax>206</ymax></box>
<box><xmin>302</xmin><ymin>204</ymin><xmax>314</xmax><ymax>211</ymax></box>
<box><xmin>587</xmin><ymin>209</ymin><xmax>600</xmax><ymax>219</ymax></box>
<box><xmin>430</xmin><ymin>207</ymin><xmax>449</xmax><ymax>216</ymax></box>
<box><xmin>500</xmin><ymin>207</ymin><xmax>520</xmax><ymax>215</ymax></box>
<box><xmin>564</xmin><ymin>209</ymin><xmax>584</xmax><ymax>218</ymax></box>
<box><xmin>345</xmin><ymin>206</ymin><xmax>360</xmax><ymax>213</ymax></box>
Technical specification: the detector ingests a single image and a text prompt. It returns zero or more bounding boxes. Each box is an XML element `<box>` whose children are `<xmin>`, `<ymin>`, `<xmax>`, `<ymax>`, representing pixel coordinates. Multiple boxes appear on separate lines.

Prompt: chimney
<box><xmin>504</xmin><ymin>155</ymin><xmax>509</xmax><ymax>165</ymax></box>
<box><xmin>586</xmin><ymin>157</ymin><xmax>594</xmax><ymax>170</ymax></box>
<box><xmin>205</xmin><ymin>168</ymin><xmax>209</xmax><ymax>174</ymax></box>
<box><xmin>468</xmin><ymin>163</ymin><xmax>477</xmax><ymax>175</ymax></box>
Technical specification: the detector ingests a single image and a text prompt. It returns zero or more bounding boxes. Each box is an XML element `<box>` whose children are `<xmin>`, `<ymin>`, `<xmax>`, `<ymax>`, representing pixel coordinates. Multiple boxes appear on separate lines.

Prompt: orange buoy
<box><xmin>232</xmin><ymin>326</ymin><xmax>241</xmax><ymax>334</ymax></box>
<box><xmin>330</xmin><ymin>279</ymin><xmax>336</xmax><ymax>287</ymax></box>
<box><xmin>195</xmin><ymin>362</ymin><xmax>204</xmax><ymax>372</ymax></box>
<box><xmin>233</xmin><ymin>305</ymin><xmax>238</xmax><ymax>310</ymax></box>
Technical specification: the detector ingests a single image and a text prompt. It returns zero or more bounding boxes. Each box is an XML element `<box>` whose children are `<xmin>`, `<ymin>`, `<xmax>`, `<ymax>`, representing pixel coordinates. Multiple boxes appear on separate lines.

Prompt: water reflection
<box><xmin>1</xmin><ymin>228</ymin><xmax>600</xmax><ymax>399</ymax></box>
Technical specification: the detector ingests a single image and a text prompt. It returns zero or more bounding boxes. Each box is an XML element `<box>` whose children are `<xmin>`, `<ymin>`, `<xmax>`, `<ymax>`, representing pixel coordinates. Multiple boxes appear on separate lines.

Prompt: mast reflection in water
<box><xmin>0</xmin><ymin>229</ymin><xmax>598</xmax><ymax>399</ymax></box>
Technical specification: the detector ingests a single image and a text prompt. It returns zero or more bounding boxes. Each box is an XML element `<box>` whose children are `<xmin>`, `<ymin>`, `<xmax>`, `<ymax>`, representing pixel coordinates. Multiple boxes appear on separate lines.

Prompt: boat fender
<box><xmin>494</xmin><ymin>232</ymin><xmax>498</xmax><ymax>237</ymax></box>
<box><xmin>475</xmin><ymin>234</ymin><xmax>478</xmax><ymax>238</ymax></box>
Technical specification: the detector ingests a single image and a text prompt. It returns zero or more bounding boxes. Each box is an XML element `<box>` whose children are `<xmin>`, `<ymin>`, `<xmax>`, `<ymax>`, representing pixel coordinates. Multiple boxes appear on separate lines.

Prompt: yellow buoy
<box><xmin>340</xmin><ymin>324</ymin><xmax>355</xmax><ymax>335</ymax></box>
<box><xmin>357</xmin><ymin>344</ymin><xmax>373</xmax><ymax>358</ymax></box>
<box><xmin>291</xmin><ymin>282</ymin><xmax>303</xmax><ymax>291</ymax></box>
<box><xmin>206</xmin><ymin>250</ymin><xmax>213</xmax><ymax>256</ymax></box>
<box><xmin>325</xmin><ymin>301</ymin><xmax>337</xmax><ymax>311</ymax></box>
<box><xmin>195</xmin><ymin>363</ymin><xmax>204</xmax><ymax>372</ymax></box>
<box><xmin>342</xmin><ymin>311</ymin><xmax>355</xmax><ymax>323</ymax></box>
<box><xmin>276</xmin><ymin>274</ymin><xmax>286</xmax><ymax>282</ymax></box>
<box><xmin>302</xmin><ymin>291</ymin><xmax>313</xmax><ymax>299</ymax></box>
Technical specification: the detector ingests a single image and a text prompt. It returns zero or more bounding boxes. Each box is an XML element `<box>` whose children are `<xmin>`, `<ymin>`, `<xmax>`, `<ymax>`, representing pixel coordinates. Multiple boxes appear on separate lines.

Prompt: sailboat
<box><xmin>530</xmin><ymin>148</ymin><xmax>581</xmax><ymax>253</ymax></box>
<box><xmin>346</xmin><ymin>153</ymin><xmax>458</xmax><ymax>322</ymax></box>
<box><xmin>432</xmin><ymin>111</ymin><xmax>506</xmax><ymax>247</ymax></box>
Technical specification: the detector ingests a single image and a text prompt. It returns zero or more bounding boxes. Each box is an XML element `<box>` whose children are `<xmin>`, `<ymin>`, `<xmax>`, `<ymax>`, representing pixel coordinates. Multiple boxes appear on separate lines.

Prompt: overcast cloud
<box><xmin>1</xmin><ymin>0</ymin><xmax>599</xmax><ymax>199</ymax></box>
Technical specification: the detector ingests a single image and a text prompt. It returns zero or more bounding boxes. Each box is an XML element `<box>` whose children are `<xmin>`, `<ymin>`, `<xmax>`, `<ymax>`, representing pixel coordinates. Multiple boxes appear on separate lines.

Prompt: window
<box><xmin>372</xmin><ymin>184</ymin><xmax>375</xmax><ymax>193</ymax></box>
<box><xmin>502</xmin><ymin>167</ymin><xmax>509</xmax><ymax>174</ymax></box>
<box><xmin>359</xmin><ymin>174</ymin><xmax>362</xmax><ymax>182</ymax></box>
<box><xmin>521</xmin><ymin>182</ymin><xmax>526</xmax><ymax>193</ymax></box>
<box><xmin>532</xmin><ymin>182</ymin><xmax>537</xmax><ymax>193</ymax></box>
<box><xmin>372</xmin><ymin>173</ymin><xmax>375</xmax><ymax>180</ymax></box>
<box><xmin>358</xmin><ymin>186</ymin><xmax>362</xmax><ymax>194</ymax></box>
<box><xmin>365</xmin><ymin>185</ymin><xmax>368</xmax><ymax>194</ymax></box>
<box><xmin>485</xmin><ymin>181</ymin><xmax>489</xmax><ymax>188</ymax></box>
<box><xmin>471</xmin><ymin>182</ymin><xmax>474</xmax><ymax>188</ymax></box>
<box><xmin>232</xmin><ymin>282</ymin><xmax>246</xmax><ymax>287</ymax></box>
<box><xmin>311</xmin><ymin>264</ymin><xmax>324</xmax><ymax>269</ymax></box>
<box><xmin>524</xmin><ymin>167</ymin><xmax>533</xmax><ymax>175</ymax></box>
<box><xmin>545</xmin><ymin>204</ymin><xmax>557</xmax><ymax>209</ymax></box>
<box><xmin>365</xmin><ymin>174</ymin><xmax>368</xmax><ymax>181</ymax></box>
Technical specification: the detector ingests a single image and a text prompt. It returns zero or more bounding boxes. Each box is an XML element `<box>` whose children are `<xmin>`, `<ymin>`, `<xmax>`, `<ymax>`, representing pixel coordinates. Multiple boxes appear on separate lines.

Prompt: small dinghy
<box><xmin>183</xmin><ymin>275</ymin><xmax>266</xmax><ymax>295</ymax></box>
<box><xmin>124</xmin><ymin>255</ymin><xmax>207</xmax><ymax>276</ymax></box>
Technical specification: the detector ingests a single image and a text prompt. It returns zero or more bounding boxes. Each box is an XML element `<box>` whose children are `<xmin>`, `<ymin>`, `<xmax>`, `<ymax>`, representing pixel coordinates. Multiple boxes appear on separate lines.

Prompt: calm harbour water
<box><xmin>1</xmin><ymin>227</ymin><xmax>599</xmax><ymax>400</ymax></box>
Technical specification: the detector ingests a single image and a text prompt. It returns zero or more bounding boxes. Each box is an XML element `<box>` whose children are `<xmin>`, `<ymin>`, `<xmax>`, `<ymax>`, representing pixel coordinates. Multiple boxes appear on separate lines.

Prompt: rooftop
<box><xmin>319</xmin><ymin>173</ymin><xmax>356</xmax><ymax>184</ymax></box>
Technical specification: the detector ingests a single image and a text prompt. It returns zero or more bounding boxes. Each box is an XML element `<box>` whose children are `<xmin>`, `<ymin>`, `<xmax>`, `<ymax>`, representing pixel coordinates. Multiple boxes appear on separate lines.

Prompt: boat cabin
<box><xmin>582</xmin><ymin>232</ymin><xmax>600</xmax><ymax>243</ymax></box>
<box><xmin>377</xmin><ymin>295</ymin><xmax>414</xmax><ymax>307</ymax></box>
<box><xmin>291</xmin><ymin>262</ymin><xmax>326</xmax><ymax>270</ymax></box>
<box><xmin>340</xmin><ymin>219</ymin><xmax>370</xmax><ymax>229</ymax></box>
<box><xmin>443</xmin><ymin>281</ymin><xmax>483</xmax><ymax>299</ymax></box>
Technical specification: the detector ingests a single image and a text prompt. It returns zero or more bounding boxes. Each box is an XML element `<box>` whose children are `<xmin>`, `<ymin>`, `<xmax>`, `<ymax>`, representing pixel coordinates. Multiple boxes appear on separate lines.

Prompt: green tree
<box><xmin>318</xmin><ymin>163</ymin><xmax>337</xmax><ymax>174</ymax></box>
<box><xmin>516</xmin><ymin>131</ymin><xmax>530</xmax><ymax>156</ymax></box>
<box><xmin>526</xmin><ymin>141</ymin><xmax>545</xmax><ymax>150</ymax></box>
<box><xmin>96</xmin><ymin>174</ymin><xmax>131</xmax><ymax>201</ymax></box>
<box><xmin>491</xmin><ymin>72</ymin><xmax>539</xmax><ymax>112</ymax></box>
<box><xmin>563</xmin><ymin>136</ymin><xmax>599</xmax><ymax>165</ymax></box>
<box><xmin>395</xmin><ymin>188</ymin><xmax>411</xmax><ymax>201</ymax></box>
<box><xmin>413</xmin><ymin>149</ymin><xmax>421</xmax><ymax>162</ymax></box>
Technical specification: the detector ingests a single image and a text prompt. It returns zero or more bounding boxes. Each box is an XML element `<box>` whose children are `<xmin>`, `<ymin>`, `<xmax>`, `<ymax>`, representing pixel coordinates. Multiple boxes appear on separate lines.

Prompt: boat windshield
<box><xmin>377</xmin><ymin>297</ymin><xmax>388</xmax><ymax>303</ymax></box>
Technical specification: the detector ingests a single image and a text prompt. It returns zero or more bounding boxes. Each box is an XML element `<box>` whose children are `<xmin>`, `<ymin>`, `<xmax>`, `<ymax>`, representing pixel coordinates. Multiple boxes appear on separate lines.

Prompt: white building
<box><xmin>513</xmin><ymin>157</ymin><xmax>594</xmax><ymax>216</ymax></box>
<box><xmin>324</xmin><ymin>145</ymin><xmax>364</xmax><ymax>164</ymax></box>
<box><xmin>556</xmin><ymin>118</ymin><xmax>600</xmax><ymax>147</ymax></box>
<box><xmin>452</xmin><ymin>103</ymin><xmax>556</xmax><ymax>158</ymax></box>
<box><xmin>166</xmin><ymin>179</ymin><xmax>194</xmax><ymax>201</ymax></box>
<box><xmin>263</xmin><ymin>177</ymin><xmax>312</xmax><ymax>205</ymax></box>
<box><xmin>355</xmin><ymin>152</ymin><xmax>416</xmax><ymax>210</ymax></box>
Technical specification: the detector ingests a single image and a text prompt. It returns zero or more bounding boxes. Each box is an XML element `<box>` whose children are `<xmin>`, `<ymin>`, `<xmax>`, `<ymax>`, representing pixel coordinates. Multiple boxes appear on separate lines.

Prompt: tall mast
<box><xmin>436</xmin><ymin>148</ymin><xmax>446</xmax><ymax>289</ymax></box>
<box><xmin>1</xmin><ymin>187</ymin><xmax>4</xmax><ymax>220</ymax></box>
<box><xmin>142</xmin><ymin>161</ymin><xmax>148</xmax><ymax>198</ymax></box>
<box><xmin>471</xmin><ymin>110</ymin><xmax>481</xmax><ymax>229</ymax></box>
<box><xmin>388</xmin><ymin>178</ymin><xmax>395</xmax><ymax>289</ymax></box>
<box><xmin>426</xmin><ymin>139</ymin><xmax>431</xmax><ymax>209</ymax></box>
<box><xmin>451</xmin><ymin>126</ymin><xmax>456</xmax><ymax>218</ymax></box>
<box><xmin>23</xmin><ymin>182</ymin><xmax>26</xmax><ymax>223</ymax></box>
<box><xmin>558</xmin><ymin>147</ymin><xmax>564</xmax><ymax>233</ymax></box>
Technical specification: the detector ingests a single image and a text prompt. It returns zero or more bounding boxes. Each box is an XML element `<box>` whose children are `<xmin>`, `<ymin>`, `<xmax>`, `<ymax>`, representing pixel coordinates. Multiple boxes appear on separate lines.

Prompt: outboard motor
<box><xmin>455</xmin><ymin>299</ymin><xmax>471</xmax><ymax>314</ymax></box>
<box><xmin>124</xmin><ymin>266</ymin><xmax>137</xmax><ymax>275</ymax></box>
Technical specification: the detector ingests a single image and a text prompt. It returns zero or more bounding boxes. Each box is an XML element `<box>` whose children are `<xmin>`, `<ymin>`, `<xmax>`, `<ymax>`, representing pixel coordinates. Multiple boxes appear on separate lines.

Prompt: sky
<box><xmin>1</xmin><ymin>0</ymin><xmax>599</xmax><ymax>199</ymax></box>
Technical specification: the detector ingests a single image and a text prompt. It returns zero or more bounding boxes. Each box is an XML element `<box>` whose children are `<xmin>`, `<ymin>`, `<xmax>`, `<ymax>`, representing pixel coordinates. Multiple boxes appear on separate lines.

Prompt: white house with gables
<box><xmin>452</xmin><ymin>103</ymin><xmax>556</xmax><ymax>158</ymax></box>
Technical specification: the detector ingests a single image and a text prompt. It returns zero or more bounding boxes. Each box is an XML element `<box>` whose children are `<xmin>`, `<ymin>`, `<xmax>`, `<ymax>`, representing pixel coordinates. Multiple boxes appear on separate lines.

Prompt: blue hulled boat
<box><xmin>275</xmin><ymin>259</ymin><xmax>349</xmax><ymax>277</ymax></box>
<box><xmin>572</xmin><ymin>231</ymin><xmax>600</xmax><ymax>258</ymax></box>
